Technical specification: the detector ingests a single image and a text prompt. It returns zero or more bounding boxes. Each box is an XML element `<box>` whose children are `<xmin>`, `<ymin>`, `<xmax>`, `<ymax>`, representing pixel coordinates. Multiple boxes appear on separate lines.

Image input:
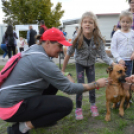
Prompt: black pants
<box><xmin>132</xmin><ymin>61</ymin><xmax>134</xmax><ymax>74</ymax></box>
<box><xmin>19</xmin><ymin>47</ymin><xmax>24</xmax><ymax>52</ymax></box>
<box><xmin>7</xmin><ymin>45</ymin><xmax>16</xmax><ymax>58</ymax></box>
<box><xmin>5</xmin><ymin>85</ymin><xmax>73</xmax><ymax>128</ymax></box>
<box><xmin>76</xmin><ymin>63</ymin><xmax>95</xmax><ymax>108</ymax></box>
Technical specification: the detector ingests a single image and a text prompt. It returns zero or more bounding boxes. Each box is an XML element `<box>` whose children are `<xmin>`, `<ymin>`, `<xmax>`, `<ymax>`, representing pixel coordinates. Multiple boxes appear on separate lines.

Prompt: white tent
<box><xmin>15</xmin><ymin>24</ymin><xmax>39</xmax><ymax>39</ymax></box>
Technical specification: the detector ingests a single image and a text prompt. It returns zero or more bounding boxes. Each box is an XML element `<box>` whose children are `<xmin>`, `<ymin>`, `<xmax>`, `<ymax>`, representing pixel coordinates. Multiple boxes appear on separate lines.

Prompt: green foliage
<box><xmin>2</xmin><ymin>0</ymin><xmax>64</xmax><ymax>28</ymax></box>
<box><xmin>19</xmin><ymin>31</ymin><xmax>27</xmax><ymax>39</ymax></box>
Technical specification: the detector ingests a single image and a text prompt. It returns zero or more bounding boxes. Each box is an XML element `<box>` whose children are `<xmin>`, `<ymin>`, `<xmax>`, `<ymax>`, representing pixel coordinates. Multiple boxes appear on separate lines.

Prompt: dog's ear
<box><xmin>106</xmin><ymin>66</ymin><xmax>113</xmax><ymax>73</ymax></box>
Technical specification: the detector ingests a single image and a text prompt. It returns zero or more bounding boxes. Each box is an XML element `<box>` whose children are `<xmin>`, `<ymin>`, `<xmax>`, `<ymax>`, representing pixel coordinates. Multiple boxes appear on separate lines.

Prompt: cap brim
<box><xmin>58</xmin><ymin>40</ymin><xmax>72</xmax><ymax>46</ymax></box>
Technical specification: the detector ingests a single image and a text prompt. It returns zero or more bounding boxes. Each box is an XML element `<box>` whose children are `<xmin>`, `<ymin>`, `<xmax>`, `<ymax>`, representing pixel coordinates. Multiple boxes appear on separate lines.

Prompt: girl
<box><xmin>1</xmin><ymin>35</ymin><xmax>7</xmax><ymax>61</ymax></box>
<box><xmin>62</xmin><ymin>11</ymin><xmax>114</xmax><ymax>120</ymax></box>
<box><xmin>5</xmin><ymin>25</ymin><xmax>18</xmax><ymax>58</ymax></box>
<box><xmin>111</xmin><ymin>11</ymin><xmax>134</xmax><ymax>77</ymax></box>
<box><xmin>17</xmin><ymin>37</ymin><xmax>26</xmax><ymax>52</ymax></box>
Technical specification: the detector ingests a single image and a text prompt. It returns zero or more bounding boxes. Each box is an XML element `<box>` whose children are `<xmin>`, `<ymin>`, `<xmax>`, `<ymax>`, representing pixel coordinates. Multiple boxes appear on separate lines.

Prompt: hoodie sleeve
<box><xmin>35</xmin><ymin>57</ymin><xmax>84</xmax><ymax>94</ymax></box>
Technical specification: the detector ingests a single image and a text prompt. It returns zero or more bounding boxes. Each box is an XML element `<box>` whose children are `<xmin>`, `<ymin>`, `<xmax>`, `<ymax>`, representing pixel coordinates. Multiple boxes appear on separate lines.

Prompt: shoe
<box><xmin>2</xmin><ymin>58</ymin><xmax>5</xmax><ymax>61</ymax></box>
<box><xmin>75</xmin><ymin>108</ymin><xmax>83</xmax><ymax>120</ymax></box>
<box><xmin>7</xmin><ymin>123</ymin><xmax>29</xmax><ymax>134</ymax></box>
<box><xmin>90</xmin><ymin>106</ymin><xmax>99</xmax><ymax>117</ymax></box>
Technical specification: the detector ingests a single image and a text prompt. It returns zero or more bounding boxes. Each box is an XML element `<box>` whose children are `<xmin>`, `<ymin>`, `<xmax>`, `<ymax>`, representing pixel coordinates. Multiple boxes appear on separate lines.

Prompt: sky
<box><xmin>0</xmin><ymin>0</ymin><xmax>130</xmax><ymax>24</ymax></box>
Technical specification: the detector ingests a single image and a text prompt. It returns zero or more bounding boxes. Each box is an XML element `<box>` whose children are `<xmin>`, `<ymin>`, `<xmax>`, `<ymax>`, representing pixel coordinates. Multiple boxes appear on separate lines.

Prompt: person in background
<box><xmin>17</xmin><ymin>37</ymin><xmax>26</xmax><ymax>52</ymax></box>
<box><xmin>59</xmin><ymin>27</ymin><xmax>67</xmax><ymax>37</ymax></box>
<box><xmin>5</xmin><ymin>25</ymin><xmax>18</xmax><ymax>58</ymax></box>
<box><xmin>27</xmin><ymin>26</ymin><xmax>37</xmax><ymax>47</ymax></box>
<box><xmin>62</xmin><ymin>11</ymin><xmax>115</xmax><ymax>120</ymax></box>
<box><xmin>111</xmin><ymin>11</ymin><xmax>134</xmax><ymax>77</ymax></box>
<box><xmin>111</xmin><ymin>25</ymin><xmax>118</xmax><ymax>38</ymax></box>
<box><xmin>0</xmin><ymin>28</ymin><xmax>110</xmax><ymax>134</ymax></box>
<box><xmin>117</xmin><ymin>0</ymin><xmax>134</xmax><ymax>74</ymax></box>
<box><xmin>39</xmin><ymin>20</ymin><xmax>48</xmax><ymax>35</ymax></box>
<box><xmin>0</xmin><ymin>34</ymin><xmax>8</xmax><ymax>61</ymax></box>
<box><xmin>73</xmin><ymin>26</ymin><xmax>79</xmax><ymax>36</ymax></box>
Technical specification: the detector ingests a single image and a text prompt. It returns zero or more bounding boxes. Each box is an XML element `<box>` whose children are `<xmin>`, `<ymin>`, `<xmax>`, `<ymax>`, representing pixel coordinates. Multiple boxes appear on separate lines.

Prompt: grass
<box><xmin>1</xmin><ymin>63</ymin><xmax>134</xmax><ymax>134</ymax></box>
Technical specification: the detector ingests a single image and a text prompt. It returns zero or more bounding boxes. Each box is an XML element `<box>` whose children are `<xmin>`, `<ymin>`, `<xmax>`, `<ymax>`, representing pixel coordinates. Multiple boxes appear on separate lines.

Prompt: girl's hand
<box><xmin>61</xmin><ymin>71</ymin><xmax>65</xmax><ymax>75</ymax></box>
<box><xmin>131</xmin><ymin>53</ymin><xmax>134</xmax><ymax>60</ymax></box>
<box><xmin>96</xmin><ymin>78</ymin><xmax>112</xmax><ymax>88</ymax></box>
<box><xmin>125</xmin><ymin>75</ymin><xmax>134</xmax><ymax>83</ymax></box>
<box><xmin>119</xmin><ymin>60</ymin><xmax>125</xmax><ymax>66</ymax></box>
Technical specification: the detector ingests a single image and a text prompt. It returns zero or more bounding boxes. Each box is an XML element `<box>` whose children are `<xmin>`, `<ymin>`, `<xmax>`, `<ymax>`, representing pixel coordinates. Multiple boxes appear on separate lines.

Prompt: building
<box><xmin>62</xmin><ymin>13</ymin><xmax>120</xmax><ymax>40</ymax></box>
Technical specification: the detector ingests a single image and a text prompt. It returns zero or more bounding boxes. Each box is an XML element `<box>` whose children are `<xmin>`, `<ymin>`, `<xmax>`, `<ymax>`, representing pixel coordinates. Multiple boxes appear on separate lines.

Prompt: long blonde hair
<box><xmin>73</xmin><ymin>11</ymin><xmax>105</xmax><ymax>49</ymax></box>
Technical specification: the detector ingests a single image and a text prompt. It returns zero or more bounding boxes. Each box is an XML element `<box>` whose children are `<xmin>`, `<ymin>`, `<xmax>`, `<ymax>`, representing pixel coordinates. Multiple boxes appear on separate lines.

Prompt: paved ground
<box><xmin>0</xmin><ymin>55</ymin><xmax>106</xmax><ymax>66</ymax></box>
<box><xmin>0</xmin><ymin>55</ymin><xmax>76</xmax><ymax>66</ymax></box>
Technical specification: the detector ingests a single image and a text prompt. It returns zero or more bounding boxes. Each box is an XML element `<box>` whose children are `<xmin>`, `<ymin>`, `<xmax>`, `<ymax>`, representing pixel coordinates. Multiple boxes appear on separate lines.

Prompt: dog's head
<box><xmin>106</xmin><ymin>64</ymin><xmax>127</xmax><ymax>83</ymax></box>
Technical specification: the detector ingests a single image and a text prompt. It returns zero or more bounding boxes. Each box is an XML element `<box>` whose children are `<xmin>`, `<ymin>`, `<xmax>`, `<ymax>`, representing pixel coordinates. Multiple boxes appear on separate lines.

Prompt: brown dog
<box><xmin>105</xmin><ymin>64</ymin><xmax>131</xmax><ymax>121</ymax></box>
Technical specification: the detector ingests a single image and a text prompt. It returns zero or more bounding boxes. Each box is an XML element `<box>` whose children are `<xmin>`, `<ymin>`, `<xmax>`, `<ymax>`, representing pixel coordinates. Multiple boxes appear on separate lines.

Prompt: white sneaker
<box><xmin>1</xmin><ymin>57</ymin><xmax>5</xmax><ymax>61</ymax></box>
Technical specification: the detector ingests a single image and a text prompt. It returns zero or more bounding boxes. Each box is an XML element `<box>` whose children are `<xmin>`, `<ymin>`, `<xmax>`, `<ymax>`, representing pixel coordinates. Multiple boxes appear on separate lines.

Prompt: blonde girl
<box><xmin>62</xmin><ymin>11</ymin><xmax>114</xmax><ymax>120</ymax></box>
<box><xmin>111</xmin><ymin>11</ymin><xmax>134</xmax><ymax>77</ymax></box>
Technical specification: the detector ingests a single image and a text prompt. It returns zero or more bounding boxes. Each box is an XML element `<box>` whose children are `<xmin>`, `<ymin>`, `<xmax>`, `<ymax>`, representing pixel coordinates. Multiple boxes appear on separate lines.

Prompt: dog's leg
<box><xmin>105</xmin><ymin>101</ymin><xmax>111</xmax><ymax>121</ymax></box>
<box><xmin>126</xmin><ymin>91</ymin><xmax>131</xmax><ymax>109</ymax></box>
<box><xmin>112</xmin><ymin>103</ymin><xmax>116</xmax><ymax>109</ymax></box>
<box><xmin>119</xmin><ymin>97</ymin><xmax>125</xmax><ymax>117</ymax></box>
<box><xmin>126</xmin><ymin>97</ymin><xmax>131</xmax><ymax>109</ymax></box>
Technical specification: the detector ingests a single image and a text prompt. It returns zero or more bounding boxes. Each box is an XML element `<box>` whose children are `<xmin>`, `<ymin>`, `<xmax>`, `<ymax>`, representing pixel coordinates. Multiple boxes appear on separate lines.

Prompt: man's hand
<box><xmin>125</xmin><ymin>75</ymin><xmax>134</xmax><ymax>83</ymax></box>
<box><xmin>119</xmin><ymin>59</ymin><xmax>125</xmax><ymax>66</ymax></box>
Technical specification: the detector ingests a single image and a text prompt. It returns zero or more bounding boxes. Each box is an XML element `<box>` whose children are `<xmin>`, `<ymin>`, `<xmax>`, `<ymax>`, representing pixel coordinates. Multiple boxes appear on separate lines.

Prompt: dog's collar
<box><xmin>109</xmin><ymin>84</ymin><xmax>118</xmax><ymax>86</ymax></box>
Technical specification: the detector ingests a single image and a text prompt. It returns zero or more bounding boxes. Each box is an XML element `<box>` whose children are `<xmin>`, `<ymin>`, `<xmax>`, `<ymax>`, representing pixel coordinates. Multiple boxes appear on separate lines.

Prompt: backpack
<box><xmin>0</xmin><ymin>52</ymin><xmax>46</xmax><ymax>90</ymax></box>
<box><xmin>8</xmin><ymin>35</ymin><xmax>14</xmax><ymax>46</ymax></box>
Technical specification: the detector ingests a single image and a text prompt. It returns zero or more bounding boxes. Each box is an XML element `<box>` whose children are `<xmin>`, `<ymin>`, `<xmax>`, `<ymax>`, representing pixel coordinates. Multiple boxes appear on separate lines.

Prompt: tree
<box><xmin>2</xmin><ymin>0</ymin><xmax>64</xmax><ymax>28</ymax></box>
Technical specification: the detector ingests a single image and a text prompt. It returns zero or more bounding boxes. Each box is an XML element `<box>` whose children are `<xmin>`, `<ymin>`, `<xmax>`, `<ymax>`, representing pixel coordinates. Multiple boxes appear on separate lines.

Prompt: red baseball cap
<box><xmin>41</xmin><ymin>27</ymin><xmax>72</xmax><ymax>46</ymax></box>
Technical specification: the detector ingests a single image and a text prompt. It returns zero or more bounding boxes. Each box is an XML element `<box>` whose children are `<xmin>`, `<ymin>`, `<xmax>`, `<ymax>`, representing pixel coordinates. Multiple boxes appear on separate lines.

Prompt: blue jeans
<box><xmin>125</xmin><ymin>61</ymin><xmax>133</xmax><ymax>77</ymax></box>
<box><xmin>1</xmin><ymin>44</ymin><xmax>7</xmax><ymax>58</ymax></box>
<box><xmin>76</xmin><ymin>63</ymin><xmax>95</xmax><ymax>108</ymax></box>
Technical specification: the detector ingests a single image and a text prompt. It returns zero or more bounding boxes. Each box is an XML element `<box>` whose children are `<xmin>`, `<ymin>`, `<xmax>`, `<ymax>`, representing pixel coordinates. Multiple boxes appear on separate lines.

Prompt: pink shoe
<box><xmin>75</xmin><ymin>108</ymin><xmax>83</xmax><ymax>120</ymax></box>
<box><xmin>90</xmin><ymin>106</ymin><xmax>99</xmax><ymax>117</ymax></box>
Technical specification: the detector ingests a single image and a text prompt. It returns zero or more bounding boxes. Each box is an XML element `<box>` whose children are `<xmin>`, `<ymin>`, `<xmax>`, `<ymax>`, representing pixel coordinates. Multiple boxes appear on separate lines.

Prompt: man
<box><xmin>27</xmin><ymin>26</ymin><xmax>37</xmax><ymax>47</ymax></box>
<box><xmin>73</xmin><ymin>26</ymin><xmax>78</xmax><ymax>36</ymax></box>
<box><xmin>39</xmin><ymin>20</ymin><xmax>48</xmax><ymax>35</ymax></box>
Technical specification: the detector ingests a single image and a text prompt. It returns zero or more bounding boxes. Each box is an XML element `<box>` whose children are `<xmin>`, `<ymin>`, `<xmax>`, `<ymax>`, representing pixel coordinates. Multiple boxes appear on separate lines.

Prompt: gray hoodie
<box><xmin>67</xmin><ymin>37</ymin><xmax>113</xmax><ymax>66</ymax></box>
<box><xmin>0</xmin><ymin>44</ymin><xmax>84</xmax><ymax>108</ymax></box>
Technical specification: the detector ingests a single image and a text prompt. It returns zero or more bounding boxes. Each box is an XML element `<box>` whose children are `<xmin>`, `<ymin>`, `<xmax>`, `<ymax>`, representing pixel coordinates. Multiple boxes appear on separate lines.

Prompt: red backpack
<box><xmin>0</xmin><ymin>52</ymin><xmax>46</xmax><ymax>88</ymax></box>
<box><xmin>0</xmin><ymin>53</ymin><xmax>21</xmax><ymax>87</ymax></box>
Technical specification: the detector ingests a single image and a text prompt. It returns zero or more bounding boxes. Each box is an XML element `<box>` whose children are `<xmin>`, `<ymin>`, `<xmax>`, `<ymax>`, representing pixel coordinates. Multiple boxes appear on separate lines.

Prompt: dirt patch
<box><xmin>124</xmin><ymin>125</ymin><xmax>134</xmax><ymax>134</ymax></box>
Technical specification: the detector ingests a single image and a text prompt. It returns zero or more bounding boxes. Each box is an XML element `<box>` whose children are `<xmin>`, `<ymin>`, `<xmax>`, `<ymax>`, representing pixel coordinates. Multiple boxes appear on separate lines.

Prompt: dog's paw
<box><xmin>119</xmin><ymin>110</ymin><xmax>124</xmax><ymax>117</ymax></box>
<box><xmin>105</xmin><ymin>115</ymin><xmax>111</xmax><ymax>121</ymax></box>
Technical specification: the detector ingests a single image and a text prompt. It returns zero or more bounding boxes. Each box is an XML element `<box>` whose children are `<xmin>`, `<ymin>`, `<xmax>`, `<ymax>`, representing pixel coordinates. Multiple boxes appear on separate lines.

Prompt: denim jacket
<box><xmin>67</xmin><ymin>37</ymin><xmax>113</xmax><ymax>66</ymax></box>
